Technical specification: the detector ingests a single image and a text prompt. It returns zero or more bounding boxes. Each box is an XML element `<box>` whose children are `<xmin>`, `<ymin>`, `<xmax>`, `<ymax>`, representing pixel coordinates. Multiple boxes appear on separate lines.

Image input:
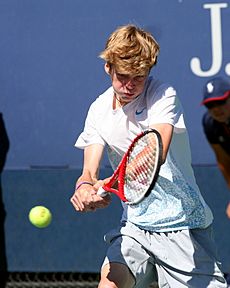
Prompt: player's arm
<box><xmin>149</xmin><ymin>123</ymin><xmax>173</xmax><ymax>163</ymax></box>
<box><xmin>126</xmin><ymin>123</ymin><xmax>172</xmax><ymax>176</ymax></box>
<box><xmin>79</xmin><ymin>144</ymin><xmax>103</xmax><ymax>184</ymax></box>
<box><xmin>211</xmin><ymin>143</ymin><xmax>230</xmax><ymax>189</ymax></box>
<box><xmin>71</xmin><ymin>144</ymin><xmax>111</xmax><ymax>212</ymax></box>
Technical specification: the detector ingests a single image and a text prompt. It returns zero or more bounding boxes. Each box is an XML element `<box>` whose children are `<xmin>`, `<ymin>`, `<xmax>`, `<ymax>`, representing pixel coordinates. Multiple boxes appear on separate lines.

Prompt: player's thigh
<box><xmin>151</xmin><ymin>226</ymin><xmax>226</xmax><ymax>287</ymax></box>
<box><xmin>99</xmin><ymin>262</ymin><xmax>135</xmax><ymax>288</ymax></box>
<box><xmin>102</xmin><ymin>229</ymin><xmax>157</xmax><ymax>287</ymax></box>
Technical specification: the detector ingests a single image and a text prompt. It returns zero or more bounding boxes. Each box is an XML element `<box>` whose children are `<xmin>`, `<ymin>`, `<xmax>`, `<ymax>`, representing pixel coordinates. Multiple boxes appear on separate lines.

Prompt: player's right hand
<box><xmin>70</xmin><ymin>182</ymin><xmax>111</xmax><ymax>212</ymax></box>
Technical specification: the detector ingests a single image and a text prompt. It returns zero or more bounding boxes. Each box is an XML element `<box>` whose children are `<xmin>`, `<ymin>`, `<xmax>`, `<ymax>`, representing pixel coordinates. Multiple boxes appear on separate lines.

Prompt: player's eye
<box><xmin>116</xmin><ymin>73</ymin><xmax>146</xmax><ymax>83</ymax></box>
<box><xmin>116</xmin><ymin>73</ymin><xmax>129</xmax><ymax>81</ymax></box>
<box><xmin>133</xmin><ymin>76</ymin><xmax>146</xmax><ymax>82</ymax></box>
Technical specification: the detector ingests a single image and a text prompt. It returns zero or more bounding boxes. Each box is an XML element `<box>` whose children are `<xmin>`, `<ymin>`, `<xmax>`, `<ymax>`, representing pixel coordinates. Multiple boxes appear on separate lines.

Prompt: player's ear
<box><xmin>104</xmin><ymin>63</ymin><xmax>111</xmax><ymax>75</ymax></box>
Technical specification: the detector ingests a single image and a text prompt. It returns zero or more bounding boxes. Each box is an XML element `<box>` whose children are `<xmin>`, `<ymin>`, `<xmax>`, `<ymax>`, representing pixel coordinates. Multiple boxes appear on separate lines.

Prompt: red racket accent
<box><xmin>97</xmin><ymin>129</ymin><xmax>162</xmax><ymax>204</ymax></box>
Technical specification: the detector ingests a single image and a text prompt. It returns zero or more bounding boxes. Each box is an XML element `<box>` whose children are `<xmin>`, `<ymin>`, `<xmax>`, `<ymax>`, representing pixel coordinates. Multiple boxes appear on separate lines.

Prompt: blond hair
<box><xmin>99</xmin><ymin>24</ymin><xmax>160</xmax><ymax>75</ymax></box>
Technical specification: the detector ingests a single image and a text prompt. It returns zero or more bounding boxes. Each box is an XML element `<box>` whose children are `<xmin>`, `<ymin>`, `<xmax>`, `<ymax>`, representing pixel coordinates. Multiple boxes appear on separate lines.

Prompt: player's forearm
<box><xmin>150</xmin><ymin>123</ymin><xmax>173</xmax><ymax>163</ymax></box>
<box><xmin>78</xmin><ymin>144</ymin><xmax>104</xmax><ymax>184</ymax></box>
<box><xmin>76</xmin><ymin>169</ymin><xmax>98</xmax><ymax>186</ymax></box>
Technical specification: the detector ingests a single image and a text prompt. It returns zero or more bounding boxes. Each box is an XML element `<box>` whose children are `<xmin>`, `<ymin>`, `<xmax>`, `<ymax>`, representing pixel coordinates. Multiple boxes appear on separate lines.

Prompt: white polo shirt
<box><xmin>75</xmin><ymin>77</ymin><xmax>213</xmax><ymax>232</ymax></box>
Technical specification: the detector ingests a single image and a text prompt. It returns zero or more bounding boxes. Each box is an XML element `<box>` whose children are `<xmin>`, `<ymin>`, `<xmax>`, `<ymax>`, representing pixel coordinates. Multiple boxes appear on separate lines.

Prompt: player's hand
<box><xmin>91</xmin><ymin>179</ymin><xmax>112</xmax><ymax>207</ymax></box>
<box><xmin>94</xmin><ymin>179</ymin><xmax>112</xmax><ymax>201</ymax></box>
<box><xmin>226</xmin><ymin>201</ymin><xmax>230</xmax><ymax>219</ymax></box>
<box><xmin>70</xmin><ymin>182</ymin><xmax>111</xmax><ymax>212</ymax></box>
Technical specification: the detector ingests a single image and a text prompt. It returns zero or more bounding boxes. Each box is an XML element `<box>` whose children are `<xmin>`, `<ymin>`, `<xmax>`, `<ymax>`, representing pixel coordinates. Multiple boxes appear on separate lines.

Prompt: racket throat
<box><xmin>110</xmin><ymin>187</ymin><xmax>128</xmax><ymax>202</ymax></box>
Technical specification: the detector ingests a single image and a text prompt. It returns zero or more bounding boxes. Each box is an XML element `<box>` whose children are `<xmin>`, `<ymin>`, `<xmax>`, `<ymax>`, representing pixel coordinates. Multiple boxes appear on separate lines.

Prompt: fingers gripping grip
<box><xmin>97</xmin><ymin>187</ymin><xmax>108</xmax><ymax>197</ymax></box>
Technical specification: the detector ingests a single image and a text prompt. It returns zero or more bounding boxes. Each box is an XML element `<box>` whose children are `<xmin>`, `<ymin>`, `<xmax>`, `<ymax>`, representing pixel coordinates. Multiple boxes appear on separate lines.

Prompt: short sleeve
<box><xmin>147</xmin><ymin>83</ymin><xmax>186</xmax><ymax>132</ymax></box>
<box><xmin>75</xmin><ymin>102</ymin><xmax>105</xmax><ymax>149</ymax></box>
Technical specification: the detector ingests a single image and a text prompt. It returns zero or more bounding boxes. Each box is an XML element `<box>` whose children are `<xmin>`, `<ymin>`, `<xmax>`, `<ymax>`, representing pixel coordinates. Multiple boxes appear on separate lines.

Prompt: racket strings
<box><xmin>124</xmin><ymin>133</ymin><xmax>159</xmax><ymax>202</ymax></box>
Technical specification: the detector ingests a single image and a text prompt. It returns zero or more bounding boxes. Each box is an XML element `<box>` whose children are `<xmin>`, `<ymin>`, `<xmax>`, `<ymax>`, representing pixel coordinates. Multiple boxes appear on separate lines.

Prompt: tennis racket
<box><xmin>97</xmin><ymin>128</ymin><xmax>163</xmax><ymax>205</ymax></box>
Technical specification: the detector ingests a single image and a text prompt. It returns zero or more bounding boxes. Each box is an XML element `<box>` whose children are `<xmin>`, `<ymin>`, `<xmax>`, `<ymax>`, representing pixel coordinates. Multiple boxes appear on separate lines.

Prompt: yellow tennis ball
<box><xmin>29</xmin><ymin>206</ymin><xmax>52</xmax><ymax>228</ymax></box>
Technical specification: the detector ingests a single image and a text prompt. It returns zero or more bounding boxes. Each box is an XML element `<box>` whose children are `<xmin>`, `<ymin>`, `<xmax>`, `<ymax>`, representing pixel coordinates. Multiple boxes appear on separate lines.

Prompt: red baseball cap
<box><xmin>201</xmin><ymin>77</ymin><xmax>230</xmax><ymax>106</ymax></box>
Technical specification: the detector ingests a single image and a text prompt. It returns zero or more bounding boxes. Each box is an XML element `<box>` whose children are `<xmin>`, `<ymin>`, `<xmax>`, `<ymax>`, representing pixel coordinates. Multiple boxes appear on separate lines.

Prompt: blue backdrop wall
<box><xmin>1</xmin><ymin>0</ymin><xmax>230</xmax><ymax>274</ymax></box>
<box><xmin>1</xmin><ymin>0</ymin><xmax>230</xmax><ymax>168</ymax></box>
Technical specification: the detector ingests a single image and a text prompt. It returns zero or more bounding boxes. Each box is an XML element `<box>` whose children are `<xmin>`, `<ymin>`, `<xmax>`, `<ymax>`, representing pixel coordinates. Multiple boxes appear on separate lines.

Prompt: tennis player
<box><xmin>70</xmin><ymin>25</ymin><xmax>226</xmax><ymax>287</ymax></box>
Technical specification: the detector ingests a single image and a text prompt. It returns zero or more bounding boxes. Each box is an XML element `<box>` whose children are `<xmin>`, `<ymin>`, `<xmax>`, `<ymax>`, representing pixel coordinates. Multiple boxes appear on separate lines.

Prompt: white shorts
<box><xmin>102</xmin><ymin>221</ymin><xmax>227</xmax><ymax>288</ymax></box>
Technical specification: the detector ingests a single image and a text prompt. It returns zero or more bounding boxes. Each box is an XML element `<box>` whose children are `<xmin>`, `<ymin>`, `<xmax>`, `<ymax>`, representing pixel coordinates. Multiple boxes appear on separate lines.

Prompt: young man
<box><xmin>71</xmin><ymin>25</ymin><xmax>226</xmax><ymax>287</ymax></box>
<box><xmin>201</xmin><ymin>77</ymin><xmax>230</xmax><ymax>219</ymax></box>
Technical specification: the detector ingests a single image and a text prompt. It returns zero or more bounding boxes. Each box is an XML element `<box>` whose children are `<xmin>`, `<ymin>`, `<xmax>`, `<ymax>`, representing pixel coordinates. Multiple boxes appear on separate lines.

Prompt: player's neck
<box><xmin>113</xmin><ymin>93</ymin><xmax>126</xmax><ymax>109</ymax></box>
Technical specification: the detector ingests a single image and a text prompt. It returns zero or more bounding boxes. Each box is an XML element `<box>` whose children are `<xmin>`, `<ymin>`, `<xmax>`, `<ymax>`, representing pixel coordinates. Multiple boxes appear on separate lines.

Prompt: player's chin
<box><xmin>121</xmin><ymin>94</ymin><xmax>138</xmax><ymax>103</ymax></box>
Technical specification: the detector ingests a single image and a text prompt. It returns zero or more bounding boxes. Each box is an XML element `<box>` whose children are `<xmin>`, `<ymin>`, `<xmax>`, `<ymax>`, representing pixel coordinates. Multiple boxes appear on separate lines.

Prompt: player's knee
<box><xmin>98</xmin><ymin>273</ymin><xmax>135</xmax><ymax>288</ymax></box>
<box><xmin>98</xmin><ymin>278</ymin><xmax>119</xmax><ymax>288</ymax></box>
<box><xmin>99</xmin><ymin>262</ymin><xmax>135</xmax><ymax>288</ymax></box>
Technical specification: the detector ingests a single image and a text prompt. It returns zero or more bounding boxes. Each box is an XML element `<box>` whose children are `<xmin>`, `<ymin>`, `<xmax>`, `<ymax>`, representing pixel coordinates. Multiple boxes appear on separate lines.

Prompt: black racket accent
<box><xmin>143</xmin><ymin>129</ymin><xmax>163</xmax><ymax>198</ymax></box>
<box><xmin>120</xmin><ymin>129</ymin><xmax>163</xmax><ymax>204</ymax></box>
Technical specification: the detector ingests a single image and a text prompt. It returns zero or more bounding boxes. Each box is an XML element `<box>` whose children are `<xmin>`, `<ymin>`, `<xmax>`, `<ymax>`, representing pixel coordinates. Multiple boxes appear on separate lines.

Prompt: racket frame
<box><xmin>98</xmin><ymin>128</ymin><xmax>163</xmax><ymax>204</ymax></box>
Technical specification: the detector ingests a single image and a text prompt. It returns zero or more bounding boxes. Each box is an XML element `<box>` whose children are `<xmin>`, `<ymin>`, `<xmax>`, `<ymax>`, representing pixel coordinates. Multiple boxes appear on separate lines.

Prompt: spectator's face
<box><xmin>207</xmin><ymin>97</ymin><xmax>230</xmax><ymax>123</ymax></box>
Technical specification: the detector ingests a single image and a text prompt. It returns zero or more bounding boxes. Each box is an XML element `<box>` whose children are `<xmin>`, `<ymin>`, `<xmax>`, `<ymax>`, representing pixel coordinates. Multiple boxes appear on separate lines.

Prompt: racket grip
<box><xmin>97</xmin><ymin>187</ymin><xmax>108</xmax><ymax>197</ymax></box>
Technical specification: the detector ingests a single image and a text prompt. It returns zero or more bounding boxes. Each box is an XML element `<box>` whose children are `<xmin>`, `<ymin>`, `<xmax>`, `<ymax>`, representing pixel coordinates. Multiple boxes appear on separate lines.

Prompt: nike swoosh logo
<box><xmin>135</xmin><ymin>108</ymin><xmax>146</xmax><ymax>115</ymax></box>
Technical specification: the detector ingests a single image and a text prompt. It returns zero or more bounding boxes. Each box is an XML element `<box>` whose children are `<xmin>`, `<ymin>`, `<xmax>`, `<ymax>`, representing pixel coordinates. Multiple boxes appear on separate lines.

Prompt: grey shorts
<box><xmin>102</xmin><ymin>221</ymin><xmax>227</xmax><ymax>288</ymax></box>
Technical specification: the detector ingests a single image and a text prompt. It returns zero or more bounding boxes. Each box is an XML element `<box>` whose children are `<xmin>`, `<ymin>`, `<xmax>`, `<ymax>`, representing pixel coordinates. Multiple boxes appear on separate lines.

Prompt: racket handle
<box><xmin>97</xmin><ymin>187</ymin><xmax>108</xmax><ymax>197</ymax></box>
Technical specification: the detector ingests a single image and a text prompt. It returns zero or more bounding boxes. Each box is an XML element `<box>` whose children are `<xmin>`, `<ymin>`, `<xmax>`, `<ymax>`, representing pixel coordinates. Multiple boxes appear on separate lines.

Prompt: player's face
<box><xmin>109</xmin><ymin>67</ymin><xmax>148</xmax><ymax>104</ymax></box>
<box><xmin>207</xmin><ymin>97</ymin><xmax>230</xmax><ymax>123</ymax></box>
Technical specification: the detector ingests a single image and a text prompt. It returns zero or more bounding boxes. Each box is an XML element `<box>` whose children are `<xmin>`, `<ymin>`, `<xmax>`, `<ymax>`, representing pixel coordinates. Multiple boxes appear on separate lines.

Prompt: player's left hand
<box><xmin>70</xmin><ymin>180</ymin><xmax>111</xmax><ymax>212</ymax></box>
<box><xmin>93</xmin><ymin>179</ymin><xmax>112</xmax><ymax>206</ymax></box>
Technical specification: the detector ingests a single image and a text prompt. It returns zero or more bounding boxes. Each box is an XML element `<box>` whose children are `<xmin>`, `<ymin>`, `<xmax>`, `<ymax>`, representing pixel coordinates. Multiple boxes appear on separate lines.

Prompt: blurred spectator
<box><xmin>201</xmin><ymin>77</ymin><xmax>230</xmax><ymax>287</ymax></box>
<box><xmin>201</xmin><ymin>77</ymin><xmax>230</xmax><ymax>218</ymax></box>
